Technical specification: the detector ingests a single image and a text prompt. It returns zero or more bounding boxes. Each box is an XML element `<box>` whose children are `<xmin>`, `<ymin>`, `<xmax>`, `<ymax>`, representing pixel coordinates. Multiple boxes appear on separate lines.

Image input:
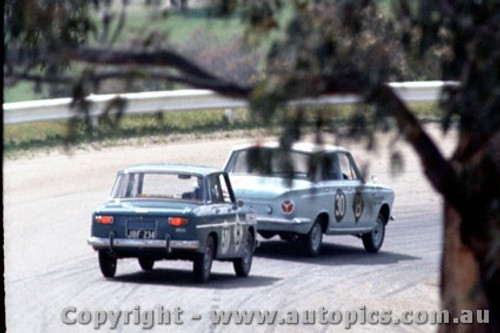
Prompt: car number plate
<box><xmin>127</xmin><ymin>229</ymin><xmax>156</xmax><ymax>239</ymax></box>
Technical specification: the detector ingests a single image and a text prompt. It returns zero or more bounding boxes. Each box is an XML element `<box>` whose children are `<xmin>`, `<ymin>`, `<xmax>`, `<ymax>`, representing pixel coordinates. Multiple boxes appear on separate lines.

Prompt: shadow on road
<box><xmin>255</xmin><ymin>240</ymin><xmax>420</xmax><ymax>266</ymax></box>
<box><xmin>112</xmin><ymin>268</ymin><xmax>280</xmax><ymax>288</ymax></box>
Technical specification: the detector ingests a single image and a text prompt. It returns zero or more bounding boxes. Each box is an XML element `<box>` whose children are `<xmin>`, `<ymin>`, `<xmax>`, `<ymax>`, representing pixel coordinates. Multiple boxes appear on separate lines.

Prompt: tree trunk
<box><xmin>440</xmin><ymin>204</ymin><xmax>490</xmax><ymax>332</ymax></box>
<box><xmin>439</xmin><ymin>131</ymin><xmax>500</xmax><ymax>332</ymax></box>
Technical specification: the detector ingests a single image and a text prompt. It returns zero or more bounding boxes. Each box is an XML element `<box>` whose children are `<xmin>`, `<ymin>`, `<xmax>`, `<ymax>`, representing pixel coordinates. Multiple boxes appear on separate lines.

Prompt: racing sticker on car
<box><xmin>233</xmin><ymin>215</ymin><xmax>244</xmax><ymax>251</ymax></box>
<box><xmin>335</xmin><ymin>189</ymin><xmax>346</xmax><ymax>222</ymax></box>
<box><xmin>353</xmin><ymin>191</ymin><xmax>364</xmax><ymax>223</ymax></box>
<box><xmin>220</xmin><ymin>221</ymin><xmax>231</xmax><ymax>254</ymax></box>
<box><xmin>281</xmin><ymin>199</ymin><xmax>295</xmax><ymax>215</ymax></box>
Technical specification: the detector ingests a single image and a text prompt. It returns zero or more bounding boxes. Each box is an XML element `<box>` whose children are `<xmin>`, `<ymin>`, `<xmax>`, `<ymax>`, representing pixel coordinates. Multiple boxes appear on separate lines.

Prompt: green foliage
<box><xmin>4</xmin><ymin>102</ymin><xmax>441</xmax><ymax>156</ymax></box>
<box><xmin>4</xmin><ymin>1</ymin><xmax>249</xmax><ymax>102</ymax></box>
<box><xmin>4</xmin><ymin>0</ymin><xmax>95</xmax><ymax>77</ymax></box>
<box><xmin>3</xmin><ymin>108</ymin><xmax>254</xmax><ymax>155</ymax></box>
<box><xmin>390</xmin><ymin>0</ymin><xmax>500</xmax><ymax>159</ymax></box>
<box><xmin>3</xmin><ymin>0</ymin><xmax>499</xmax><ymax>157</ymax></box>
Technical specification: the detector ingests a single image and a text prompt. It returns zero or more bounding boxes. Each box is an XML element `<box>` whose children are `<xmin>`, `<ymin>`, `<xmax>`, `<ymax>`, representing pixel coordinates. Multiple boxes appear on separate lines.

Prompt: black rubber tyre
<box><xmin>303</xmin><ymin>221</ymin><xmax>322</xmax><ymax>257</ymax></box>
<box><xmin>233</xmin><ymin>232</ymin><xmax>254</xmax><ymax>277</ymax></box>
<box><xmin>138</xmin><ymin>257</ymin><xmax>155</xmax><ymax>271</ymax></box>
<box><xmin>98</xmin><ymin>250</ymin><xmax>117</xmax><ymax>278</ymax></box>
<box><xmin>362</xmin><ymin>213</ymin><xmax>386</xmax><ymax>253</ymax></box>
<box><xmin>193</xmin><ymin>236</ymin><xmax>215</xmax><ymax>283</ymax></box>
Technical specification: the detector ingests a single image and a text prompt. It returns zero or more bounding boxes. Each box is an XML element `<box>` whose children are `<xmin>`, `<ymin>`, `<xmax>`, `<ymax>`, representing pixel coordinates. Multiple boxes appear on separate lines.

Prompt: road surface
<box><xmin>4</xmin><ymin>126</ymin><xmax>457</xmax><ymax>332</ymax></box>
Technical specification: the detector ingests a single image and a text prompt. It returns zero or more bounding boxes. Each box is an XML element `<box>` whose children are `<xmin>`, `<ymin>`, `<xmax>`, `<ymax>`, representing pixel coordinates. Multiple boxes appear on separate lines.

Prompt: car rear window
<box><xmin>229</xmin><ymin>148</ymin><xmax>311</xmax><ymax>179</ymax></box>
<box><xmin>110</xmin><ymin>172</ymin><xmax>204</xmax><ymax>202</ymax></box>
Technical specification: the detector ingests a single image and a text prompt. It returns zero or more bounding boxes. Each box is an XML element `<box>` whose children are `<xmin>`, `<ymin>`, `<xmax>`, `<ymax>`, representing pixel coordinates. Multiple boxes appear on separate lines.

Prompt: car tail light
<box><xmin>281</xmin><ymin>200</ymin><xmax>295</xmax><ymax>215</ymax></box>
<box><xmin>169</xmin><ymin>217</ymin><xmax>189</xmax><ymax>227</ymax></box>
<box><xmin>95</xmin><ymin>215</ymin><xmax>114</xmax><ymax>224</ymax></box>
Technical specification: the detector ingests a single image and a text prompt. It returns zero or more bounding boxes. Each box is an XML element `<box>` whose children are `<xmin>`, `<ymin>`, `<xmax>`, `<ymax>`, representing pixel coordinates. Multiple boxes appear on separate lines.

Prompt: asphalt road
<box><xmin>4</xmin><ymin>127</ymin><xmax>457</xmax><ymax>332</ymax></box>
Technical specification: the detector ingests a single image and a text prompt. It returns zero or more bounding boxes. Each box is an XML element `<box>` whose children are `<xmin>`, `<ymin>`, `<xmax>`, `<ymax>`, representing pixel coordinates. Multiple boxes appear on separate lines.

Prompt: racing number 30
<box><xmin>335</xmin><ymin>190</ymin><xmax>346</xmax><ymax>222</ymax></box>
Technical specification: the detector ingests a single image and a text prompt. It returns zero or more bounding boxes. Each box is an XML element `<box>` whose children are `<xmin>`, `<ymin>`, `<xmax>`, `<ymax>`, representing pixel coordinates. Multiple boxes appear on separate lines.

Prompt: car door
<box><xmin>338</xmin><ymin>152</ymin><xmax>374</xmax><ymax>227</ymax></box>
<box><xmin>208</xmin><ymin>173</ymin><xmax>241</xmax><ymax>258</ymax></box>
<box><xmin>320</xmin><ymin>153</ymin><xmax>357</xmax><ymax>230</ymax></box>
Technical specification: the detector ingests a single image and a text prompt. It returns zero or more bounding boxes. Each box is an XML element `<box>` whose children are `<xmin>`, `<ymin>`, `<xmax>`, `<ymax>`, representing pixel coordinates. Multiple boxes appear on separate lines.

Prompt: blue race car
<box><xmin>88</xmin><ymin>164</ymin><xmax>257</xmax><ymax>283</ymax></box>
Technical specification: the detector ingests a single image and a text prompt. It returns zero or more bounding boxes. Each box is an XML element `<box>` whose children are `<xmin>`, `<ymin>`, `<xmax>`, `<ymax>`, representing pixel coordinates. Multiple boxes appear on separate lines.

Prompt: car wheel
<box><xmin>138</xmin><ymin>257</ymin><xmax>155</xmax><ymax>272</ymax></box>
<box><xmin>362</xmin><ymin>213</ymin><xmax>386</xmax><ymax>253</ymax></box>
<box><xmin>303</xmin><ymin>221</ymin><xmax>322</xmax><ymax>257</ymax></box>
<box><xmin>193</xmin><ymin>236</ymin><xmax>215</xmax><ymax>283</ymax></box>
<box><xmin>233</xmin><ymin>232</ymin><xmax>254</xmax><ymax>277</ymax></box>
<box><xmin>98</xmin><ymin>250</ymin><xmax>117</xmax><ymax>278</ymax></box>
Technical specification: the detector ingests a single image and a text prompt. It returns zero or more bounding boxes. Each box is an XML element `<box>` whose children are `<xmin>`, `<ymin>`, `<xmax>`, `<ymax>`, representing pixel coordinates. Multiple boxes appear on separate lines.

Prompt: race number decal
<box><xmin>335</xmin><ymin>189</ymin><xmax>346</xmax><ymax>222</ymax></box>
<box><xmin>233</xmin><ymin>215</ymin><xmax>244</xmax><ymax>251</ymax></box>
<box><xmin>220</xmin><ymin>221</ymin><xmax>231</xmax><ymax>254</ymax></box>
<box><xmin>353</xmin><ymin>191</ymin><xmax>364</xmax><ymax>223</ymax></box>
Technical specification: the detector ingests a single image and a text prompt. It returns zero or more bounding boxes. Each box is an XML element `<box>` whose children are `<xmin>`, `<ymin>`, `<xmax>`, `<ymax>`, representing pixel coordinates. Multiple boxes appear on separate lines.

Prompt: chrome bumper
<box><xmin>87</xmin><ymin>236</ymin><xmax>199</xmax><ymax>251</ymax></box>
<box><xmin>257</xmin><ymin>216</ymin><xmax>313</xmax><ymax>234</ymax></box>
<box><xmin>258</xmin><ymin>217</ymin><xmax>312</xmax><ymax>224</ymax></box>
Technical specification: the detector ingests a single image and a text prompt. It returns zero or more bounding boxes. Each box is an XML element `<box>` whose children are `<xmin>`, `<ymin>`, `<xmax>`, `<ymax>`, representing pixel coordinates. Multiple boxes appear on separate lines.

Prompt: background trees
<box><xmin>4</xmin><ymin>1</ymin><xmax>499</xmax><ymax>331</ymax></box>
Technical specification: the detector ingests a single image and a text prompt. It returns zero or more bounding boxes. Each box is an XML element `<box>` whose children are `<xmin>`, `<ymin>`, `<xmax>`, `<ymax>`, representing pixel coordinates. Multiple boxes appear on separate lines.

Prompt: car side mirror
<box><xmin>371</xmin><ymin>175</ymin><xmax>378</xmax><ymax>183</ymax></box>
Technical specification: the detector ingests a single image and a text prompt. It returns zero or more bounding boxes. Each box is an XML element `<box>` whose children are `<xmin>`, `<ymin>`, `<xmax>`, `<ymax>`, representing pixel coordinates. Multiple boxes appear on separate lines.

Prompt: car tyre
<box><xmin>303</xmin><ymin>220</ymin><xmax>322</xmax><ymax>257</ymax></box>
<box><xmin>98</xmin><ymin>250</ymin><xmax>117</xmax><ymax>278</ymax></box>
<box><xmin>362</xmin><ymin>213</ymin><xmax>385</xmax><ymax>253</ymax></box>
<box><xmin>138</xmin><ymin>257</ymin><xmax>155</xmax><ymax>271</ymax></box>
<box><xmin>193</xmin><ymin>236</ymin><xmax>215</xmax><ymax>283</ymax></box>
<box><xmin>233</xmin><ymin>232</ymin><xmax>254</xmax><ymax>277</ymax></box>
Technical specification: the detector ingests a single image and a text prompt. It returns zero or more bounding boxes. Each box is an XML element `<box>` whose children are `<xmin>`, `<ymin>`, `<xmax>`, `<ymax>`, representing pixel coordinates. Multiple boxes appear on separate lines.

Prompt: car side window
<box><xmin>125</xmin><ymin>173</ymin><xmax>141</xmax><ymax>197</ymax></box>
<box><xmin>322</xmin><ymin>154</ymin><xmax>340</xmax><ymax>180</ymax></box>
<box><xmin>231</xmin><ymin>151</ymin><xmax>250</xmax><ymax>173</ymax></box>
<box><xmin>210</xmin><ymin>174</ymin><xmax>232</xmax><ymax>204</ymax></box>
<box><xmin>338</xmin><ymin>153</ymin><xmax>359</xmax><ymax>180</ymax></box>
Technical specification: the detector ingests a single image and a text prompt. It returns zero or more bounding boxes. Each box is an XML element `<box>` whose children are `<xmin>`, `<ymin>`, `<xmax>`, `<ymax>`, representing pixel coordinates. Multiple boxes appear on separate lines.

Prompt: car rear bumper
<box><xmin>257</xmin><ymin>216</ymin><xmax>313</xmax><ymax>234</ymax></box>
<box><xmin>87</xmin><ymin>236</ymin><xmax>199</xmax><ymax>251</ymax></box>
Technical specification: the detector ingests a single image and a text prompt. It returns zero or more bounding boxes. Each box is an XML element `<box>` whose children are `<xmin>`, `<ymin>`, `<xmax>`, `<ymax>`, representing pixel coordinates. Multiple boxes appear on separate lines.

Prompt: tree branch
<box><xmin>70</xmin><ymin>47</ymin><xmax>253</xmax><ymax>97</ymax></box>
<box><xmin>378</xmin><ymin>84</ymin><xmax>465</xmax><ymax>210</ymax></box>
<box><xmin>305</xmin><ymin>73</ymin><xmax>466</xmax><ymax>211</ymax></box>
<box><xmin>72</xmin><ymin>47</ymin><xmax>216</xmax><ymax>79</ymax></box>
<box><xmin>5</xmin><ymin>44</ymin><xmax>467</xmax><ymax>214</ymax></box>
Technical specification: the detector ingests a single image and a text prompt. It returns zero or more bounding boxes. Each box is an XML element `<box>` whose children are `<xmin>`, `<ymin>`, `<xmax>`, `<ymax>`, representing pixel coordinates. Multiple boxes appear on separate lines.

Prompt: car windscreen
<box><xmin>228</xmin><ymin>148</ymin><xmax>311</xmax><ymax>179</ymax></box>
<box><xmin>110</xmin><ymin>172</ymin><xmax>204</xmax><ymax>202</ymax></box>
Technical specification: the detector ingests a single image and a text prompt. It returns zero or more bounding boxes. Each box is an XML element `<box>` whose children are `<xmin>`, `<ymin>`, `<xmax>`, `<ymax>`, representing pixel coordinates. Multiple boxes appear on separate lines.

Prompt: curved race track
<box><xmin>4</xmin><ymin>127</ymin><xmax>456</xmax><ymax>332</ymax></box>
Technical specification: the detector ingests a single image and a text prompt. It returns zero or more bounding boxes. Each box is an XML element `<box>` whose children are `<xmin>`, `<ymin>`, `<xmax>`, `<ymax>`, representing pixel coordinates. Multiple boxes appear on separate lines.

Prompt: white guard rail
<box><xmin>3</xmin><ymin>81</ymin><xmax>456</xmax><ymax>125</ymax></box>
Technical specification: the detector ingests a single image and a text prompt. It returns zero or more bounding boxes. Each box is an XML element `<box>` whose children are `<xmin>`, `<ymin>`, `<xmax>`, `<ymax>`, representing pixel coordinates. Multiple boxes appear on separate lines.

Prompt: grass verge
<box><xmin>3</xmin><ymin>102</ymin><xmax>443</xmax><ymax>159</ymax></box>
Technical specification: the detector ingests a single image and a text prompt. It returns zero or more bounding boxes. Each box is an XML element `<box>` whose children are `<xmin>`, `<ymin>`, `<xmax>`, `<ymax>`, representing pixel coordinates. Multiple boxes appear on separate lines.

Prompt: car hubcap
<box><xmin>205</xmin><ymin>253</ymin><xmax>211</xmax><ymax>269</ymax></box>
<box><xmin>204</xmin><ymin>244</ymin><xmax>213</xmax><ymax>274</ymax></box>
<box><xmin>373</xmin><ymin>219</ymin><xmax>384</xmax><ymax>246</ymax></box>
<box><xmin>311</xmin><ymin>224</ymin><xmax>321</xmax><ymax>250</ymax></box>
<box><xmin>242</xmin><ymin>247</ymin><xmax>250</xmax><ymax>267</ymax></box>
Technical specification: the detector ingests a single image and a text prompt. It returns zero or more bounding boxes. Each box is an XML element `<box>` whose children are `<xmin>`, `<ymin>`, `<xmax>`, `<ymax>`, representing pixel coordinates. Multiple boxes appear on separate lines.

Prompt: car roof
<box><xmin>118</xmin><ymin>164</ymin><xmax>221</xmax><ymax>176</ymax></box>
<box><xmin>229</xmin><ymin>141</ymin><xmax>350</xmax><ymax>154</ymax></box>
